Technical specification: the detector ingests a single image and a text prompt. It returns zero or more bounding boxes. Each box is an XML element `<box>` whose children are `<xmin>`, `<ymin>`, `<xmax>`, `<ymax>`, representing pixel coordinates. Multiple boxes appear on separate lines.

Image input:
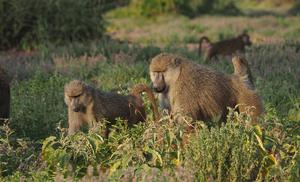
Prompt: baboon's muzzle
<box><xmin>152</xmin><ymin>84</ymin><xmax>167</xmax><ymax>93</ymax></box>
<box><xmin>72</xmin><ymin>105</ymin><xmax>86</xmax><ymax>113</ymax></box>
<box><xmin>72</xmin><ymin>106</ymin><xmax>81</xmax><ymax>112</ymax></box>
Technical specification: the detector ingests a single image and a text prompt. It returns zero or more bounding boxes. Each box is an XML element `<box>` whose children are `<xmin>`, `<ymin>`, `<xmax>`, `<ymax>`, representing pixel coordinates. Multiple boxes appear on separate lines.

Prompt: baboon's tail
<box><xmin>231</xmin><ymin>55</ymin><xmax>255</xmax><ymax>90</ymax></box>
<box><xmin>131</xmin><ymin>84</ymin><xmax>160</xmax><ymax>121</ymax></box>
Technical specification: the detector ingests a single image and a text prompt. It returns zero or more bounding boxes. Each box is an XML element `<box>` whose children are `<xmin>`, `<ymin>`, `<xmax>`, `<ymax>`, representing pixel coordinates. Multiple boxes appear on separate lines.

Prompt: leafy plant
<box><xmin>0</xmin><ymin>123</ymin><xmax>39</xmax><ymax>176</ymax></box>
<box><xmin>0</xmin><ymin>0</ymin><xmax>106</xmax><ymax>50</ymax></box>
<box><xmin>11</xmin><ymin>73</ymin><xmax>68</xmax><ymax>139</ymax></box>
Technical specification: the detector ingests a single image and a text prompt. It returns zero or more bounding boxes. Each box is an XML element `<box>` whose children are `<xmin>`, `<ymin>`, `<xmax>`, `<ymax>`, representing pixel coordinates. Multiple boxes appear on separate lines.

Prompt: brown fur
<box><xmin>130</xmin><ymin>83</ymin><xmax>160</xmax><ymax>121</ymax></box>
<box><xmin>230</xmin><ymin>75</ymin><xmax>263</xmax><ymax>124</ymax></box>
<box><xmin>150</xmin><ymin>53</ymin><xmax>263</xmax><ymax>124</ymax></box>
<box><xmin>158</xmin><ymin>92</ymin><xmax>171</xmax><ymax>113</ymax></box>
<box><xmin>232</xmin><ymin>55</ymin><xmax>254</xmax><ymax>90</ymax></box>
<box><xmin>0</xmin><ymin>66</ymin><xmax>10</xmax><ymax>122</ymax></box>
<box><xmin>199</xmin><ymin>33</ymin><xmax>252</xmax><ymax>60</ymax></box>
<box><xmin>64</xmin><ymin>80</ymin><xmax>159</xmax><ymax>137</ymax></box>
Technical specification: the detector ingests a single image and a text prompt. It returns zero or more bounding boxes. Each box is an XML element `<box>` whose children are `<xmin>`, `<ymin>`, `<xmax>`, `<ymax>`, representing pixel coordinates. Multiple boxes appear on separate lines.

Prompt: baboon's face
<box><xmin>241</xmin><ymin>34</ymin><xmax>252</xmax><ymax>46</ymax></box>
<box><xmin>65</xmin><ymin>88</ymin><xmax>91</xmax><ymax>112</ymax></box>
<box><xmin>150</xmin><ymin>72</ymin><xmax>167</xmax><ymax>93</ymax></box>
<box><xmin>200</xmin><ymin>37</ymin><xmax>212</xmax><ymax>51</ymax></box>
<box><xmin>150</xmin><ymin>58</ymin><xmax>181</xmax><ymax>94</ymax></box>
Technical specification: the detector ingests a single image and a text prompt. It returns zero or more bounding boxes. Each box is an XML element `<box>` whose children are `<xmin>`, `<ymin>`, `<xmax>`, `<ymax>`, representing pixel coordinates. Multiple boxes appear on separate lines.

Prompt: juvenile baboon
<box><xmin>232</xmin><ymin>55</ymin><xmax>254</xmax><ymax>89</ymax></box>
<box><xmin>0</xmin><ymin>66</ymin><xmax>10</xmax><ymax>122</ymax></box>
<box><xmin>64</xmin><ymin>80</ymin><xmax>159</xmax><ymax>137</ymax></box>
<box><xmin>149</xmin><ymin>53</ymin><xmax>263</xmax><ymax>124</ymax></box>
<box><xmin>198</xmin><ymin>33</ymin><xmax>252</xmax><ymax>60</ymax></box>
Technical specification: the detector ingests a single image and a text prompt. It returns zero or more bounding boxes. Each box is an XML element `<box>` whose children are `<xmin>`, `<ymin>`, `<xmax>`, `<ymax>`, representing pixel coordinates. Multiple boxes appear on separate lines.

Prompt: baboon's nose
<box><xmin>72</xmin><ymin>107</ymin><xmax>80</xmax><ymax>112</ymax></box>
<box><xmin>153</xmin><ymin>87</ymin><xmax>161</xmax><ymax>93</ymax></box>
<box><xmin>153</xmin><ymin>85</ymin><xmax>166</xmax><ymax>93</ymax></box>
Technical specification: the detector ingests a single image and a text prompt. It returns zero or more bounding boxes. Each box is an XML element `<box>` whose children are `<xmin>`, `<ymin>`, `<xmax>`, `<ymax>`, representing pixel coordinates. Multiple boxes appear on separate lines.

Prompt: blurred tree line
<box><xmin>129</xmin><ymin>0</ymin><xmax>241</xmax><ymax>17</ymax></box>
<box><xmin>128</xmin><ymin>0</ymin><xmax>298</xmax><ymax>17</ymax></box>
<box><xmin>0</xmin><ymin>0</ymin><xmax>112</xmax><ymax>50</ymax></box>
<box><xmin>0</xmin><ymin>0</ymin><xmax>298</xmax><ymax>50</ymax></box>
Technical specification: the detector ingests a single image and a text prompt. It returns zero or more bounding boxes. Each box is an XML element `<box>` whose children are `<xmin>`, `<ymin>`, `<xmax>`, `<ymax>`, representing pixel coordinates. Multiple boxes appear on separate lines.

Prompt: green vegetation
<box><xmin>0</xmin><ymin>38</ymin><xmax>299</xmax><ymax>181</ymax></box>
<box><xmin>0</xmin><ymin>0</ymin><xmax>106</xmax><ymax>50</ymax></box>
<box><xmin>0</xmin><ymin>0</ymin><xmax>299</xmax><ymax>181</ymax></box>
<box><xmin>128</xmin><ymin>0</ymin><xmax>241</xmax><ymax>17</ymax></box>
<box><xmin>108</xmin><ymin>0</ymin><xmax>296</xmax><ymax>18</ymax></box>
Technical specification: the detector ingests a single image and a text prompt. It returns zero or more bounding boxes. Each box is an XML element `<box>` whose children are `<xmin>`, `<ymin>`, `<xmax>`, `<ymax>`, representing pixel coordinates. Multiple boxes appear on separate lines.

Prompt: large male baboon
<box><xmin>64</xmin><ymin>80</ymin><xmax>159</xmax><ymax>137</ymax></box>
<box><xmin>199</xmin><ymin>33</ymin><xmax>252</xmax><ymax>60</ymax></box>
<box><xmin>0</xmin><ymin>66</ymin><xmax>10</xmax><ymax>122</ymax></box>
<box><xmin>149</xmin><ymin>53</ymin><xmax>263</xmax><ymax>124</ymax></box>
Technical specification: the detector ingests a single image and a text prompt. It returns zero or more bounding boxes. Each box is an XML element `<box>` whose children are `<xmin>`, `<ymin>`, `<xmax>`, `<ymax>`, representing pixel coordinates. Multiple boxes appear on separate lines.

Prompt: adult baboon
<box><xmin>64</xmin><ymin>80</ymin><xmax>159</xmax><ymax>137</ymax></box>
<box><xmin>232</xmin><ymin>55</ymin><xmax>254</xmax><ymax>89</ymax></box>
<box><xmin>198</xmin><ymin>33</ymin><xmax>252</xmax><ymax>60</ymax></box>
<box><xmin>0</xmin><ymin>66</ymin><xmax>10</xmax><ymax>122</ymax></box>
<box><xmin>149</xmin><ymin>53</ymin><xmax>263</xmax><ymax>124</ymax></box>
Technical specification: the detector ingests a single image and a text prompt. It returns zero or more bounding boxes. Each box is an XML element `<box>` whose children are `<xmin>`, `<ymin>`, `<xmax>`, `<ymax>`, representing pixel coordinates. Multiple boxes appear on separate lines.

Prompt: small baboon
<box><xmin>149</xmin><ymin>53</ymin><xmax>263</xmax><ymax>124</ymax></box>
<box><xmin>198</xmin><ymin>33</ymin><xmax>252</xmax><ymax>60</ymax></box>
<box><xmin>232</xmin><ymin>55</ymin><xmax>254</xmax><ymax>89</ymax></box>
<box><xmin>0</xmin><ymin>66</ymin><xmax>10</xmax><ymax>122</ymax></box>
<box><xmin>64</xmin><ymin>80</ymin><xmax>159</xmax><ymax>137</ymax></box>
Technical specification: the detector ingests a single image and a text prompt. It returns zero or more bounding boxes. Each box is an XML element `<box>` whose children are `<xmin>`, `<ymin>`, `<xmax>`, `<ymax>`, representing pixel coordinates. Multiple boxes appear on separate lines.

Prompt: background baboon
<box><xmin>198</xmin><ymin>33</ymin><xmax>252</xmax><ymax>60</ymax></box>
<box><xmin>0</xmin><ymin>66</ymin><xmax>10</xmax><ymax>122</ymax></box>
<box><xmin>150</xmin><ymin>53</ymin><xmax>263</xmax><ymax>124</ymax></box>
<box><xmin>198</xmin><ymin>36</ymin><xmax>212</xmax><ymax>60</ymax></box>
<box><xmin>64</xmin><ymin>80</ymin><xmax>159</xmax><ymax>137</ymax></box>
<box><xmin>232</xmin><ymin>55</ymin><xmax>255</xmax><ymax>89</ymax></box>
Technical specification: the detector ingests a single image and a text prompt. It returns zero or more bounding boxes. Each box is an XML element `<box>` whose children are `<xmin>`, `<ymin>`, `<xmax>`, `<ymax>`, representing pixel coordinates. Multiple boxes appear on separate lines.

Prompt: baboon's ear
<box><xmin>172</xmin><ymin>58</ymin><xmax>181</xmax><ymax>67</ymax></box>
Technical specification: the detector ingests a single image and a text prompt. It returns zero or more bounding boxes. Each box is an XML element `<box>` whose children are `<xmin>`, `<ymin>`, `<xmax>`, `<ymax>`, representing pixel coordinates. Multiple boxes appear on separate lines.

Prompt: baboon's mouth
<box><xmin>154</xmin><ymin>86</ymin><xmax>167</xmax><ymax>93</ymax></box>
<box><xmin>73</xmin><ymin>106</ymin><xmax>86</xmax><ymax>113</ymax></box>
<box><xmin>73</xmin><ymin>107</ymin><xmax>81</xmax><ymax>112</ymax></box>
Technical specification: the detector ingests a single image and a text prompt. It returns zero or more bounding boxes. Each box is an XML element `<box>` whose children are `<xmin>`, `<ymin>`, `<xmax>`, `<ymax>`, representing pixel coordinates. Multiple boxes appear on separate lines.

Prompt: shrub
<box><xmin>0</xmin><ymin>0</ymin><xmax>106</xmax><ymax>50</ymax></box>
<box><xmin>129</xmin><ymin>0</ymin><xmax>176</xmax><ymax>17</ymax></box>
<box><xmin>11</xmin><ymin>73</ymin><xmax>68</xmax><ymax>140</ymax></box>
<box><xmin>289</xmin><ymin>3</ymin><xmax>300</xmax><ymax>15</ymax></box>
<box><xmin>0</xmin><ymin>123</ymin><xmax>40</xmax><ymax>176</ymax></box>
<box><xmin>127</xmin><ymin>0</ymin><xmax>241</xmax><ymax>17</ymax></box>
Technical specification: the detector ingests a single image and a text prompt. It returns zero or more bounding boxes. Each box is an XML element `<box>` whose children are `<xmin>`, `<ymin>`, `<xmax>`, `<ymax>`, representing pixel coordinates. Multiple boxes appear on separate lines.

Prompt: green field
<box><xmin>0</xmin><ymin>1</ymin><xmax>300</xmax><ymax>181</ymax></box>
